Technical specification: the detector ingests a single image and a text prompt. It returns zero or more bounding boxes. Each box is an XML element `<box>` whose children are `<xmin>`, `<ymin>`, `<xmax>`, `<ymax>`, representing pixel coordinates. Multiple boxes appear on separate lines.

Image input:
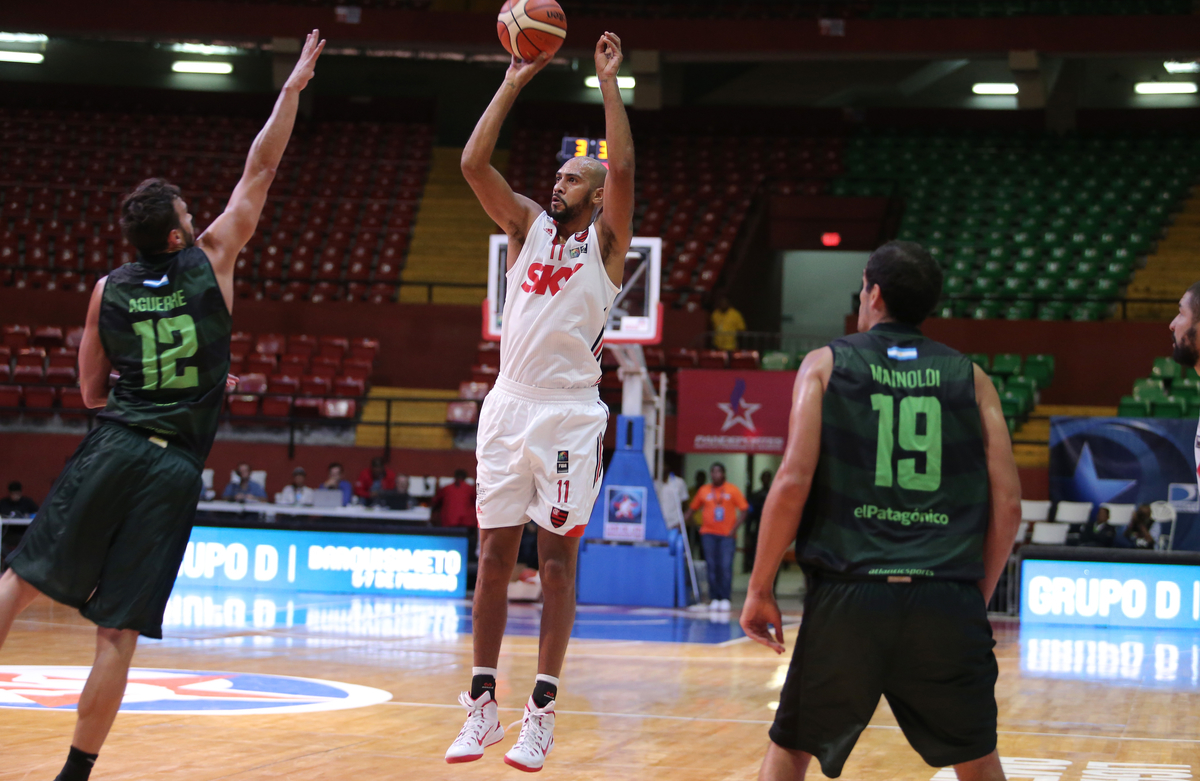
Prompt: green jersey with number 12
<box><xmin>795</xmin><ymin>322</ymin><xmax>989</xmax><ymax>581</ymax></box>
<box><xmin>98</xmin><ymin>247</ymin><xmax>231</xmax><ymax>460</ymax></box>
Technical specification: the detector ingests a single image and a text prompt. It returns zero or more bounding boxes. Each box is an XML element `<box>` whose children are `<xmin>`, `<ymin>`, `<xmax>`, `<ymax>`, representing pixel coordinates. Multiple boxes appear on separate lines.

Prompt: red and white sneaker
<box><xmin>503</xmin><ymin>696</ymin><xmax>555</xmax><ymax>773</ymax></box>
<box><xmin>445</xmin><ymin>690</ymin><xmax>504</xmax><ymax>764</ymax></box>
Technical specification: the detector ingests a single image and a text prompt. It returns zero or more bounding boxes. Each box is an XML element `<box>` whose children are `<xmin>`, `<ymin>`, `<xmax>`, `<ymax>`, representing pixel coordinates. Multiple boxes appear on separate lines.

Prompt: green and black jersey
<box><xmin>795</xmin><ymin>322</ymin><xmax>989</xmax><ymax>581</ymax></box>
<box><xmin>97</xmin><ymin>247</ymin><xmax>231</xmax><ymax>461</ymax></box>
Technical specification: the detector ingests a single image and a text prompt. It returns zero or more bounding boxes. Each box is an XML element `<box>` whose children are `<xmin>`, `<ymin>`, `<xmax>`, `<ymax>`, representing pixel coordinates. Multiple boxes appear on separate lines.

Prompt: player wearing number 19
<box><xmin>740</xmin><ymin>241</ymin><xmax>1022</xmax><ymax>781</ymax></box>
<box><xmin>0</xmin><ymin>31</ymin><xmax>324</xmax><ymax>781</ymax></box>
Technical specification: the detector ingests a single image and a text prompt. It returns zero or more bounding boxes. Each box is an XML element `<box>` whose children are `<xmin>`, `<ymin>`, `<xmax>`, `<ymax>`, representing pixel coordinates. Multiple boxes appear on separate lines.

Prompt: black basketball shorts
<box><xmin>769</xmin><ymin>576</ymin><xmax>998</xmax><ymax>778</ymax></box>
<box><xmin>7</xmin><ymin>423</ymin><xmax>203</xmax><ymax>639</ymax></box>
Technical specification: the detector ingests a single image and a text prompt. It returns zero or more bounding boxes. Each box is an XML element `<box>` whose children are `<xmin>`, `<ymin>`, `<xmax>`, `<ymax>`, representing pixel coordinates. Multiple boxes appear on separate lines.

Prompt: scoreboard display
<box><xmin>558</xmin><ymin>136</ymin><xmax>608</xmax><ymax>164</ymax></box>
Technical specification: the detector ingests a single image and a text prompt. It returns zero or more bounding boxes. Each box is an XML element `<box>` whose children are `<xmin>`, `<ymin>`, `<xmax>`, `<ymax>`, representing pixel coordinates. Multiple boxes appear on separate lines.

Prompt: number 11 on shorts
<box><xmin>557</xmin><ymin>480</ymin><xmax>570</xmax><ymax>503</ymax></box>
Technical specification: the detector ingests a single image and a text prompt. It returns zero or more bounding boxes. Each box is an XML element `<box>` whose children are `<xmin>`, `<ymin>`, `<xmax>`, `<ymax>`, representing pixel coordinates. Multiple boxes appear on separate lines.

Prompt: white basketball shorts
<box><xmin>475</xmin><ymin>376</ymin><xmax>608</xmax><ymax>537</ymax></box>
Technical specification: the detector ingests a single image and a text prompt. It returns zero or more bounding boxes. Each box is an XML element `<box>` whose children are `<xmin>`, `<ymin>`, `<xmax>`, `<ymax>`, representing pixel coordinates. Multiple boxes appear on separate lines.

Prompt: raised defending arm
<box><xmin>739</xmin><ymin>347</ymin><xmax>832</xmax><ymax>653</ymax></box>
<box><xmin>78</xmin><ymin>277</ymin><xmax>112</xmax><ymax>408</ymax></box>
<box><xmin>461</xmin><ymin>54</ymin><xmax>550</xmax><ymax>259</ymax></box>
<box><xmin>197</xmin><ymin>30</ymin><xmax>325</xmax><ymax>299</ymax></box>
<box><xmin>593</xmin><ymin>32</ymin><xmax>634</xmax><ymax>286</ymax></box>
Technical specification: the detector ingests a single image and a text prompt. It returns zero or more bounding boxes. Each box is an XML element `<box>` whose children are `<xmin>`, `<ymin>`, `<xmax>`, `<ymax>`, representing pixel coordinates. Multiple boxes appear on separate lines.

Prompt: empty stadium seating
<box><xmin>0</xmin><ymin>107</ymin><xmax>433</xmax><ymax>303</ymax></box>
<box><xmin>0</xmin><ymin>323</ymin><xmax>377</xmax><ymax>424</ymax></box>
<box><xmin>506</xmin><ymin>123</ymin><xmax>768</xmax><ymax>307</ymax></box>
<box><xmin>1118</xmin><ymin>356</ymin><xmax>1200</xmax><ymax>417</ymax></box>
<box><xmin>842</xmin><ymin>128</ymin><xmax>1198</xmax><ymax>320</ymax></box>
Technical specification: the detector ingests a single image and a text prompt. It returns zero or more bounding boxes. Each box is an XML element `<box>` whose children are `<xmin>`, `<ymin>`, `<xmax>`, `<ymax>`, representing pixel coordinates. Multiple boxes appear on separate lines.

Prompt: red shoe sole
<box><xmin>503</xmin><ymin>756</ymin><xmax>543</xmax><ymax>773</ymax></box>
<box><xmin>446</xmin><ymin>754</ymin><xmax>483</xmax><ymax>764</ymax></box>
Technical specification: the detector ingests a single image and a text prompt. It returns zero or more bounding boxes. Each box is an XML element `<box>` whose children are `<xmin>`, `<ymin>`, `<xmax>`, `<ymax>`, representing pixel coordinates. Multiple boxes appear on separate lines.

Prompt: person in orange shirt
<box><xmin>689</xmin><ymin>463</ymin><xmax>748</xmax><ymax>612</ymax></box>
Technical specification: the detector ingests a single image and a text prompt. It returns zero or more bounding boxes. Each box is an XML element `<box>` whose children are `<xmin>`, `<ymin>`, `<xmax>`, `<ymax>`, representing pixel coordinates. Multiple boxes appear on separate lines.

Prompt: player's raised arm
<box><xmin>594</xmin><ymin>32</ymin><xmax>634</xmax><ymax>286</ymax></box>
<box><xmin>740</xmin><ymin>347</ymin><xmax>832</xmax><ymax>654</ymax></box>
<box><xmin>197</xmin><ymin>30</ymin><xmax>324</xmax><ymax>290</ymax></box>
<box><xmin>974</xmin><ymin>364</ymin><xmax>1022</xmax><ymax>604</ymax></box>
<box><xmin>461</xmin><ymin>54</ymin><xmax>549</xmax><ymax>250</ymax></box>
<box><xmin>78</xmin><ymin>277</ymin><xmax>112</xmax><ymax>408</ymax></box>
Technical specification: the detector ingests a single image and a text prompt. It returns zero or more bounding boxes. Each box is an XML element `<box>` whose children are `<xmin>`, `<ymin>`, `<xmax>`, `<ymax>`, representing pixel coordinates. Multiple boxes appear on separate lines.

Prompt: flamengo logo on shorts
<box><xmin>0</xmin><ymin>666</ymin><xmax>392</xmax><ymax>715</ymax></box>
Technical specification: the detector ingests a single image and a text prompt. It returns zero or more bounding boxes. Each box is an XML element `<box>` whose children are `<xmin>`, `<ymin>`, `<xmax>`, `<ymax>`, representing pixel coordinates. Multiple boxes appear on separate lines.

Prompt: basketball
<box><xmin>497</xmin><ymin>0</ymin><xmax>567</xmax><ymax>62</ymax></box>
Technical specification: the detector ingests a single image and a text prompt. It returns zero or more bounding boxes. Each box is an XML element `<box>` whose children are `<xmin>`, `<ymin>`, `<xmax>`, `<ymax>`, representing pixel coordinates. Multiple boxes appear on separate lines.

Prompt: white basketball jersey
<box><xmin>500</xmin><ymin>212</ymin><xmax>619</xmax><ymax>389</ymax></box>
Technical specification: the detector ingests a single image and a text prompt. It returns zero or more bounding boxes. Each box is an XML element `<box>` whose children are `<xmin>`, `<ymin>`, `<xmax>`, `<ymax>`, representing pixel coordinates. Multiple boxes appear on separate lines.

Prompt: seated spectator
<box><xmin>223</xmin><ymin>462</ymin><xmax>267</xmax><ymax>503</ymax></box>
<box><xmin>1126</xmin><ymin>504</ymin><xmax>1156</xmax><ymax>549</ymax></box>
<box><xmin>321</xmin><ymin>462</ymin><xmax>353</xmax><ymax>506</ymax></box>
<box><xmin>355</xmin><ymin>457</ymin><xmax>396</xmax><ymax>506</ymax></box>
<box><xmin>278</xmin><ymin>467</ymin><xmax>315</xmax><ymax>506</ymax></box>
<box><xmin>432</xmin><ymin>470</ymin><xmax>476</xmax><ymax>528</ymax></box>
<box><xmin>1079</xmin><ymin>506</ymin><xmax>1116</xmax><ymax>548</ymax></box>
<box><xmin>0</xmin><ymin>481</ymin><xmax>38</xmax><ymax>518</ymax></box>
<box><xmin>710</xmin><ymin>291</ymin><xmax>745</xmax><ymax>351</ymax></box>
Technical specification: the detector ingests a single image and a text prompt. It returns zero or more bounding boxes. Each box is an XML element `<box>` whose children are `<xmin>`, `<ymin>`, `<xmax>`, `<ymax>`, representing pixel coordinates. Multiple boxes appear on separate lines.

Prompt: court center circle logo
<box><xmin>0</xmin><ymin>666</ymin><xmax>393</xmax><ymax>715</ymax></box>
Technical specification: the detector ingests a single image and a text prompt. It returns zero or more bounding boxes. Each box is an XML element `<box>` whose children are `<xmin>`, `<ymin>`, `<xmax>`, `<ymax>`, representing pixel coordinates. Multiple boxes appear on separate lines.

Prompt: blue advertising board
<box><xmin>174</xmin><ymin>526</ymin><xmax>468</xmax><ymax>598</ymax></box>
<box><xmin>1049</xmin><ymin>417</ymin><xmax>1199</xmax><ymax>549</ymax></box>
<box><xmin>1021</xmin><ymin>558</ymin><xmax>1200</xmax><ymax>629</ymax></box>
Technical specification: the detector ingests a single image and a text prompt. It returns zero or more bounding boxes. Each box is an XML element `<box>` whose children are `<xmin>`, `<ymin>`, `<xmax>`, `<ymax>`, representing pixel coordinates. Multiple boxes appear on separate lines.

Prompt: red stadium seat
<box><xmin>261</xmin><ymin>395</ymin><xmax>292</xmax><ymax>418</ymax></box>
<box><xmin>65</xmin><ymin>327</ymin><xmax>84</xmax><ymax>349</ymax></box>
<box><xmin>321</xmin><ymin>398</ymin><xmax>357</xmax><ymax>419</ymax></box>
<box><xmin>60</xmin><ymin>387</ymin><xmax>87</xmax><ymax>414</ymax></box>
<box><xmin>236</xmin><ymin>373</ymin><xmax>268</xmax><ymax>394</ymax></box>
<box><xmin>293</xmin><ymin>397</ymin><xmax>323</xmax><ymax>418</ymax></box>
<box><xmin>666</xmin><ymin>348</ymin><xmax>698</xmax><ymax>368</ymax></box>
<box><xmin>348</xmin><ymin>338</ymin><xmax>377</xmax><ymax>362</ymax></box>
<box><xmin>458</xmin><ymin>381</ymin><xmax>490</xmax><ymax>400</ymax></box>
<box><xmin>698</xmin><ymin>350</ymin><xmax>729</xmax><ymax>369</ymax></box>
<box><xmin>280</xmin><ymin>354</ymin><xmax>308</xmax><ymax>374</ymax></box>
<box><xmin>227</xmin><ymin>394</ymin><xmax>261</xmax><ymax>417</ymax></box>
<box><xmin>730</xmin><ymin>350</ymin><xmax>760</xmax><ymax>370</ymax></box>
<box><xmin>45</xmin><ymin>366</ymin><xmax>76</xmax><ymax>385</ymax></box>
<box><xmin>246</xmin><ymin>354</ymin><xmax>276</xmax><ymax>374</ymax></box>
<box><xmin>301</xmin><ymin>375</ymin><xmax>331</xmax><ymax>396</ymax></box>
<box><xmin>471</xmin><ymin>364</ymin><xmax>499</xmax><ymax>384</ymax></box>
<box><xmin>341</xmin><ymin>359</ymin><xmax>372</xmax><ymax>382</ymax></box>
<box><xmin>3</xmin><ymin>325</ymin><xmax>30</xmax><ymax>349</ymax></box>
<box><xmin>0</xmin><ymin>384</ymin><xmax>20</xmax><ymax>411</ymax></box>
<box><xmin>256</xmin><ymin>334</ymin><xmax>284</xmax><ymax>356</ymax></box>
<box><xmin>16</xmin><ymin>347</ymin><xmax>45</xmax><ymax>367</ymax></box>
<box><xmin>268</xmin><ymin>375</ymin><xmax>300</xmax><ymax>395</ymax></box>
<box><xmin>319</xmin><ymin>337</ymin><xmax>350</xmax><ymax>361</ymax></box>
<box><xmin>333</xmin><ymin>377</ymin><xmax>365</xmax><ymax>397</ymax></box>
<box><xmin>23</xmin><ymin>385</ymin><xmax>57</xmax><ymax>410</ymax></box>
<box><xmin>446</xmin><ymin>400</ymin><xmax>479</xmax><ymax>425</ymax></box>
<box><xmin>32</xmin><ymin>326</ymin><xmax>63</xmax><ymax>349</ymax></box>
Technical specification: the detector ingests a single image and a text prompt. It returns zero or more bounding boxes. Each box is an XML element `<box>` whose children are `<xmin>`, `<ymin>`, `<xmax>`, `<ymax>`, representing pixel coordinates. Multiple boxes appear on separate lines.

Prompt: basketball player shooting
<box><xmin>447</xmin><ymin>32</ymin><xmax>633</xmax><ymax>772</ymax></box>
<box><xmin>0</xmin><ymin>31</ymin><xmax>323</xmax><ymax>781</ymax></box>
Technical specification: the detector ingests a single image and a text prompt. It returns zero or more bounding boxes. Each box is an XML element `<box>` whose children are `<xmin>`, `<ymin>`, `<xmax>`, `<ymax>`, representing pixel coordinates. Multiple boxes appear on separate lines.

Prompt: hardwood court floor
<box><xmin>2</xmin><ymin>594</ymin><xmax>1199</xmax><ymax>780</ymax></box>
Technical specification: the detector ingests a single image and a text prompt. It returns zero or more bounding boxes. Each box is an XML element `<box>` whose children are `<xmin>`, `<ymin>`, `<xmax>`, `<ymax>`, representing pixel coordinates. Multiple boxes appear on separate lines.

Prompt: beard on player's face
<box><xmin>1173</xmin><ymin>323</ymin><xmax>1199</xmax><ymax>367</ymax></box>
<box><xmin>548</xmin><ymin>187</ymin><xmax>594</xmax><ymax>223</ymax></box>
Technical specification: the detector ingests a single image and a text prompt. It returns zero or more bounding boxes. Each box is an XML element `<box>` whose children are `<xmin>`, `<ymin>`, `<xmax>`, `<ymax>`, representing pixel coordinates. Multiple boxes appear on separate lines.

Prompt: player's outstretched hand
<box><xmin>505</xmin><ymin>51</ymin><xmax>552</xmax><ymax>90</ymax></box>
<box><xmin>594</xmin><ymin>32</ymin><xmax>623</xmax><ymax>83</ymax></box>
<box><xmin>225</xmin><ymin>374</ymin><xmax>239</xmax><ymax>392</ymax></box>
<box><xmin>284</xmin><ymin>29</ymin><xmax>326</xmax><ymax>93</ymax></box>
<box><xmin>740</xmin><ymin>591</ymin><xmax>786</xmax><ymax>654</ymax></box>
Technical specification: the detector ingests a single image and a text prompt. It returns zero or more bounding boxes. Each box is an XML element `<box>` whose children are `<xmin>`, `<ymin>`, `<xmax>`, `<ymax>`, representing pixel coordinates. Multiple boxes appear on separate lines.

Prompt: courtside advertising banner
<box><xmin>174</xmin><ymin>526</ymin><xmax>468</xmax><ymax>598</ymax></box>
<box><xmin>676</xmin><ymin>370</ymin><xmax>794</xmax><ymax>454</ymax></box>
<box><xmin>1021</xmin><ymin>558</ymin><xmax>1200</xmax><ymax>629</ymax></box>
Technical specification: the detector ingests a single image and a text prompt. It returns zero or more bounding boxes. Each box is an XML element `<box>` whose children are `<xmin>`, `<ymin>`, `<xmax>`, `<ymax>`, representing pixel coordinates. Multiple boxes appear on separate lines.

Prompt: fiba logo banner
<box><xmin>0</xmin><ymin>666</ymin><xmax>392</xmax><ymax>715</ymax></box>
<box><xmin>604</xmin><ymin>485</ymin><xmax>646</xmax><ymax>542</ymax></box>
<box><xmin>676</xmin><ymin>370</ymin><xmax>794</xmax><ymax>454</ymax></box>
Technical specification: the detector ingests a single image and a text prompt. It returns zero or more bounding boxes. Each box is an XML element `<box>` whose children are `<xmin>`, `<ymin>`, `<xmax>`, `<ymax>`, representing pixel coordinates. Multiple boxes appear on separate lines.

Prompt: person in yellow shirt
<box><xmin>689</xmin><ymin>462</ymin><xmax>748</xmax><ymax>611</ymax></box>
<box><xmin>710</xmin><ymin>292</ymin><xmax>745</xmax><ymax>352</ymax></box>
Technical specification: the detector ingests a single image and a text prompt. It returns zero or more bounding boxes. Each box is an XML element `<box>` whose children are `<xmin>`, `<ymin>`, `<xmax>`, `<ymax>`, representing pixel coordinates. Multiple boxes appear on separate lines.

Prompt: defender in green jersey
<box><xmin>742</xmin><ymin>241</ymin><xmax>1022</xmax><ymax>781</ymax></box>
<box><xmin>0</xmin><ymin>31</ymin><xmax>325</xmax><ymax>781</ymax></box>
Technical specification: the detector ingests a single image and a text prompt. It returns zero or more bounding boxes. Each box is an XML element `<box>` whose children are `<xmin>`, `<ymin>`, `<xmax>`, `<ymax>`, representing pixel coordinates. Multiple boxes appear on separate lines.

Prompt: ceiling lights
<box><xmin>972</xmin><ymin>83</ymin><xmax>1019</xmax><ymax>95</ymax></box>
<box><xmin>0</xmin><ymin>51</ymin><xmax>44</xmax><ymax>64</ymax></box>
<box><xmin>1135</xmin><ymin>82</ymin><xmax>1197</xmax><ymax>94</ymax></box>
<box><xmin>172</xmin><ymin>61</ymin><xmax>233</xmax><ymax>74</ymax></box>
<box><xmin>585</xmin><ymin>76</ymin><xmax>635</xmax><ymax>89</ymax></box>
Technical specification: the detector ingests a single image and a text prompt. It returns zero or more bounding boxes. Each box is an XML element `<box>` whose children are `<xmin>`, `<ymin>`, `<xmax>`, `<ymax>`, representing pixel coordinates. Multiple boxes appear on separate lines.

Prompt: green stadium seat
<box><xmin>944</xmin><ymin>276</ymin><xmax>966</xmax><ymax>297</ymax></box>
<box><xmin>1001</xmin><ymin>277</ymin><xmax>1029</xmax><ymax>298</ymax></box>
<box><xmin>1172</xmin><ymin>385</ymin><xmax>1199</xmax><ymax>404</ymax></box>
<box><xmin>1117</xmin><ymin>395</ymin><xmax>1152</xmax><ymax>417</ymax></box>
<box><xmin>1063</xmin><ymin>277</ymin><xmax>1090</xmax><ymax>300</ymax></box>
<box><xmin>1007</xmin><ymin>375</ymin><xmax>1040</xmax><ymax>405</ymax></box>
<box><xmin>1042</xmin><ymin>261</ymin><xmax>1069</xmax><ymax>280</ymax></box>
<box><xmin>1038</xmin><ymin>301</ymin><xmax>1069</xmax><ymax>320</ymax></box>
<box><xmin>1090</xmin><ymin>278</ymin><xmax>1121</xmax><ymax>300</ymax></box>
<box><xmin>1133</xmin><ymin>378</ymin><xmax>1168</xmax><ymax>402</ymax></box>
<box><xmin>1153</xmin><ymin>397</ymin><xmax>1188</xmax><ymax>418</ymax></box>
<box><xmin>761</xmin><ymin>351</ymin><xmax>791</xmax><ymax>371</ymax></box>
<box><xmin>971</xmin><ymin>302</ymin><xmax>1000</xmax><ymax>319</ymax></box>
<box><xmin>991</xmin><ymin>354</ymin><xmax>1023</xmax><ymax>376</ymax></box>
<box><xmin>1004</xmin><ymin>301</ymin><xmax>1036</xmax><ymax>320</ymax></box>
<box><xmin>1152</xmin><ymin>357</ymin><xmax>1181</xmax><ymax>382</ymax></box>
<box><xmin>967</xmin><ymin>353</ymin><xmax>990</xmax><ymax>371</ymax></box>
<box><xmin>1024</xmin><ymin>355</ymin><xmax>1055</xmax><ymax>388</ymax></box>
<box><xmin>1070</xmin><ymin>302</ymin><xmax>1108</xmax><ymax>321</ymax></box>
<box><xmin>1031</xmin><ymin>277</ymin><xmax>1058</xmax><ymax>299</ymax></box>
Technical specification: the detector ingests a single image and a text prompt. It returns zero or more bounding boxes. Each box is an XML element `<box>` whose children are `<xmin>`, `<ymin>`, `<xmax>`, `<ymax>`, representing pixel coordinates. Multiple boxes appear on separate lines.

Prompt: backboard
<box><xmin>483</xmin><ymin>234</ymin><xmax>662</xmax><ymax>344</ymax></box>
